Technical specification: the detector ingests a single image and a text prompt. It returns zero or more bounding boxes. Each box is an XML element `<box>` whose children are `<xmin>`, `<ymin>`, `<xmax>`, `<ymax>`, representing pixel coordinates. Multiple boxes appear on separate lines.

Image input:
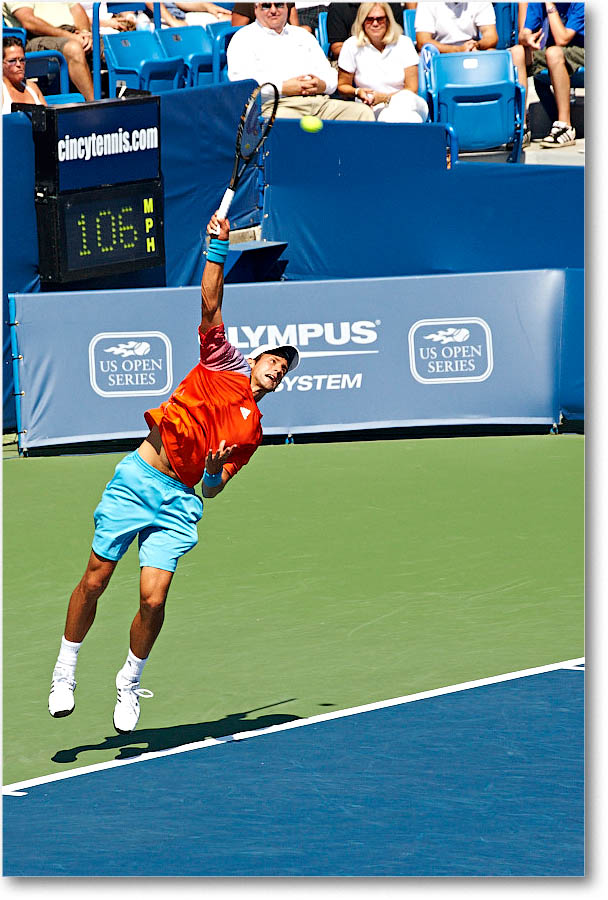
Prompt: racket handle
<box><xmin>212</xmin><ymin>188</ymin><xmax>235</xmax><ymax>235</ymax></box>
<box><xmin>217</xmin><ymin>188</ymin><xmax>235</xmax><ymax>222</ymax></box>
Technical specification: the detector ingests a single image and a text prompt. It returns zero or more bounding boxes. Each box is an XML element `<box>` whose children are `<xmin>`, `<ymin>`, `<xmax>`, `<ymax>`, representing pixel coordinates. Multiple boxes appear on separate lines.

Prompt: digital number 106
<box><xmin>76</xmin><ymin>205</ymin><xmax>140</xmax><ymax>257</ymax></box>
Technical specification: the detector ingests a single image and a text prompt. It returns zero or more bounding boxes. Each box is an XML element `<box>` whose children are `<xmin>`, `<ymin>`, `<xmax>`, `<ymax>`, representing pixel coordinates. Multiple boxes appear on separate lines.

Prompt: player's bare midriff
<box><xmin>138</xmin><ymin>425</ymin><xmax>179</xmax><ymax>480</ymax></box>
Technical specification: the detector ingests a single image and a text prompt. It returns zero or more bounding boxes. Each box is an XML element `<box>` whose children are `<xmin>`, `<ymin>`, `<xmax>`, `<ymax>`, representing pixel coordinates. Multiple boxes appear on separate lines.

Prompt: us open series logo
<box><xmin>408</xmin><ymin>317</ymin><xmax>494</xmax><ymax>384</ymax></box>
<box><xmin>89</xmin><ymin>332</ymin><xmax>173</xmax><ymax>398</ymax></box>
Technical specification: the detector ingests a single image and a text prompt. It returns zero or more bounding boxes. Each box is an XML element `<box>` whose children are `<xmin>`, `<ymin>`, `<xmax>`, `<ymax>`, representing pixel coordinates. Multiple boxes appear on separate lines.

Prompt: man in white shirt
<box><xmin>415</xmin><ymin>2</ymin><xmax>498</xmax><ymax>53</ymax></box>
<box><xmin>227</xmin><ymin>1</ymin><xmax>374</xmax><ymax>120</ymax></box>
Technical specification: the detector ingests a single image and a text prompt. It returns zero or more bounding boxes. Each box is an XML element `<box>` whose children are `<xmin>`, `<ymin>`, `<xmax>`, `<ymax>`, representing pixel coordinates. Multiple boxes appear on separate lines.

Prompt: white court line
<box><xmin>3</xmin><ymin>657</ymin><xmax>584</xmax><ymax>796</ymax></box>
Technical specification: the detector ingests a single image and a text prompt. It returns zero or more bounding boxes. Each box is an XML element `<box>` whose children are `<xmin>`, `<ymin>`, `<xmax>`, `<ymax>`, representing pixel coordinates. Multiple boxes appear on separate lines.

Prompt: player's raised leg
<box><xmin>113</xmin><ymin>566</ymin><xmax>173</xmax><ymax>734</ymax></box>
<box><xmin>49</xmin><ymin>551</ymin><xmax>117</xmax><ymax>718</ymax></box>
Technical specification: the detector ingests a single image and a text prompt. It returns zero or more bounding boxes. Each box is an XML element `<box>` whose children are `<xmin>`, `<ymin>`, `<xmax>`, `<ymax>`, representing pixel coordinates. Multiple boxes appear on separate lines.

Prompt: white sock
<box><xmin>56</xmin><ymin>636</ymin><xmax>82</xmax><ymax>675</ymax></box>
<box><xmin>118</xmin><ymin>649</ymin><xmax>148</xmax><ymax>683</ymax></box>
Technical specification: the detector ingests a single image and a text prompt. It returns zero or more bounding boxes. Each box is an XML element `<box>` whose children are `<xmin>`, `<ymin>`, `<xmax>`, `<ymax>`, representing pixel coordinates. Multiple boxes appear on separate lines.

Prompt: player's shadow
<box><xmin>51</xmin><ymin>700</ymin><xmax>308</xmax><ymax>764</ymax></box>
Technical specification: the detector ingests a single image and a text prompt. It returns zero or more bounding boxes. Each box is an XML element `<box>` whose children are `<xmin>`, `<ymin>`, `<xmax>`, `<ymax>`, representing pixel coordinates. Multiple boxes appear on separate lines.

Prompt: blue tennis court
<box><xmin>3</xmin><ymin>662</ymin><xmax>584</xmax><ymax>877</ymax></box>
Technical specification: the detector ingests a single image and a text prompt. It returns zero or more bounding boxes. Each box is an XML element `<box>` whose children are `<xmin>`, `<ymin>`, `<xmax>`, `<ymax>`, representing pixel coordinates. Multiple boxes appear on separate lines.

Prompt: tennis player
<box><xmin>48</xmin><ymin>212</ymin><xmax>300</xmax><ymax>733</ymax></box>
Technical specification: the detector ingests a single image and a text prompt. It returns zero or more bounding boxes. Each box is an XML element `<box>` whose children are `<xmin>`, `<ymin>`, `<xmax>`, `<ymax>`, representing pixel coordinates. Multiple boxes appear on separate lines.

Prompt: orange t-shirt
<box><xmin>145</xmin><ymin>324</ymin><xmax>262</xmax><ymax>488</ymax></box>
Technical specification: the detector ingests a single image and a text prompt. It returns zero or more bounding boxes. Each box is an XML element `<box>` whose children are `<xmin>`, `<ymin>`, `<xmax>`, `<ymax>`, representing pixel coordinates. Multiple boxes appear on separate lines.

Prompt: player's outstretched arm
<box><xmin>202</xmin><ymin>440</ymin><xmax>236</xmax><ymax>499</ymax></box>
<box><xmin>201</xmin><ymin>213</ymin><xmax>230</xmax><ymax>334</ymax></box>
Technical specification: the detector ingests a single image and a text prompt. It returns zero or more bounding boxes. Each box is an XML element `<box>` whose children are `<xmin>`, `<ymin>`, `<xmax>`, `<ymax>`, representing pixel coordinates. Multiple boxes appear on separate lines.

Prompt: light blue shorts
<box><xmin>92</xmin><ymin>451</ymin><xmax>203</xmax><ymax>573</ymax></box>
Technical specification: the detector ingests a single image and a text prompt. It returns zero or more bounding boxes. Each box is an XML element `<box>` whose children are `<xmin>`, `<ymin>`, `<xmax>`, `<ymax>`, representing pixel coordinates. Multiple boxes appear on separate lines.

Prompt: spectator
<box><xmin>337</xmin><ymin>2</ymin><xmax>428</xmax><ymax>122</ymax></box>
<box><xmin>414</xmin><ymin>2</ymin><xmax>498</xmax><ymax>53</ymax></box>
<box><xmin>142</xmin><ymin>2</ymin><xmax>191</xmax><ymax>28</ymax></box>
<box><xmin>141</xmin><ymin>2</ymin><xmax>232</xmax><ymax>28</ymax></box>
<box><xmin>80</xmin><ymin>2</ymin><xmax>135</xmax><ymax>33</ymax></box>
<box><xmin>2</xmin><ymin>2</ymin><xmax>95</xmax><ymax>100</ymax></box>
<box><xmin>327</xmin><ymin>1</ymin><xmax>404</xmax><ymax>60</ymax></box>
<box><xmin>172</xmin><ymin>2</ymin><xmax>232</xmax><ymax>25</ymax></box>
<box><xmin>232</xmin><ymin>1</ymin><xmax>296</xmax><ymax>26</ymax></box>
<box><xmin>2</xmin><ymin>34</ymin><xmax>46</xmax><ymax>112</ymax></box>
<box><xmin>294</xmin><ymin>2</ymin><xmax>328</xmax><ymax>35</ymax></box>
<box><xmin>510</xmin><ymin>2</ymin><xmax>583</xmax><ymax>149</ymax></box>
<box><xmin>227</xmin><ymin>1</ymin><xmax>375</xmax><ymax>121</ymax></box>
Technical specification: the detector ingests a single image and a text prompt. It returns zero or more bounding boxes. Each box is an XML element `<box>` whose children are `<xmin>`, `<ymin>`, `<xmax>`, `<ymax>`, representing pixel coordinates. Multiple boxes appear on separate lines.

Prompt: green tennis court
<box><xmin>3</xmin><ymin>433</ymin><xmax>583</xmax><ymax>787</ymax></box>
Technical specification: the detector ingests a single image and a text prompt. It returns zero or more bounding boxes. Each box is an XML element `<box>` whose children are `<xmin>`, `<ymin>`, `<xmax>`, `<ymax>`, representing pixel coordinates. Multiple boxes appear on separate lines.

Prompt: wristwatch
<box><xmin>546</xmin><ymin>5</ymin><xmax>557</xmax><ymax>12</ymax></box>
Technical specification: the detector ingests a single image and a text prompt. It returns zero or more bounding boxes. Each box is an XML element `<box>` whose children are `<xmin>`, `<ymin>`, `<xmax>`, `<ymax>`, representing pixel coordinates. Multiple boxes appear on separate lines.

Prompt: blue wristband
<box><xmin>203</xmin><ymin>468</ymin><xmax>223</xmax><ymax>487</ymax></box>
<box><xmin>206</xmin><ymin>238</ymin><xmax>229</xmax><ymax>264</ymax></box>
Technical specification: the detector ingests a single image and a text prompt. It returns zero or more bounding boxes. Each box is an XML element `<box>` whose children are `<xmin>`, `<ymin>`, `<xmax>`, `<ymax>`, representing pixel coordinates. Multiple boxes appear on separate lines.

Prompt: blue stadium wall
<box><xmin>2</xmin><ymin>83</ymin><xmax>584</xmax><ymax>433</ymax></box>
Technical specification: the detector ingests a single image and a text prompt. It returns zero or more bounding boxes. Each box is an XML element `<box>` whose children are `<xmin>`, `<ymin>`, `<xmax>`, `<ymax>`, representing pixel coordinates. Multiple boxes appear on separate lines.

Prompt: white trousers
<box><xmin>373</xmin><ymin>89</ymin><xmax>429</xmax><ymax>124</ymax></box>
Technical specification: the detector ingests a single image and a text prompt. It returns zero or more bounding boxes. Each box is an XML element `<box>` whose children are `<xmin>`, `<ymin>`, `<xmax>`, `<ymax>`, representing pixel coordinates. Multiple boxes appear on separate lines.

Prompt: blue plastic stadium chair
<box><xmin>316</xmin><ymin>10</ymin><xmax>329</xmax><ymax>56</ymax></box>
<box><xmin>45</xmin><ymin>93</ymin><xmax>86</xmax><ymax>104</ymax></box>
<box><xmin>2</xmin><ymin>25</ymin><xmax>27</xmax><ymax>45</ymax></box>
<box><xmin>534</xmin><ymin>66</ymin><xmax>585</xmax><ymax>90</ymax></box>
<box><xmin>157</xmin><ymin>25</ymin><xmax>214</xmax><ymax>86</ymax></box>
<box><xmin>422</xmin><ymin>47</ymin><xmax>525</xmax><ymax>162</ymax></box>
<box><xmin>25</xmin><ymin>49</ymin><xmax>69</xmax><ymax>93</ymax></box>
<box><xmin>493</xmin><ymin>1</ymin><xmax>518</xmax><ymax>49</ymax></box>
<box><xmin>403</xmin><ymin>8</ymin><xmax>416</xmax><ymax>42</ymax></box>
<box><xmin>102</xmin><ymin>30</ymin><xmax>183</xmax><ymax>96</ymax></box>
<box><xmin>24</xmin><ymin>49</ymin><xmax>86</xmax><ymax>102</ymax></box>
<box><xmin>206</xmin><ymin>21</ymin><xmax>241</xmax><ymax>83</ymax></box>
<box><xmin>91</xmin><ymin>2</ymin><xmax>162</xmax><ymax>99</ymax></box>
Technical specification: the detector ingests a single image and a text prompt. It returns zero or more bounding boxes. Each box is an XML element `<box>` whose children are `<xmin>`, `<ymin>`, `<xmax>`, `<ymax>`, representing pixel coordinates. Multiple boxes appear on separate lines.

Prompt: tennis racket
<box><xmin>213</xmin><ymin>82</ymin><xmax>279</xmax><ymax>232</ymax></box>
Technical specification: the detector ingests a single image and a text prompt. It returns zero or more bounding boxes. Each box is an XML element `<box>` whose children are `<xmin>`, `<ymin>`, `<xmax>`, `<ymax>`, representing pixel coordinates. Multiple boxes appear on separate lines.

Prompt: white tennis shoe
<box><xmin>113</xmin><ymin>674</ymin><xmax>153</xmax><ymax>733</ymax></box>
<box><xmin>48</xmin><ymin>665</ymin><xmax>76</xmax><ymax>718</ymax></box>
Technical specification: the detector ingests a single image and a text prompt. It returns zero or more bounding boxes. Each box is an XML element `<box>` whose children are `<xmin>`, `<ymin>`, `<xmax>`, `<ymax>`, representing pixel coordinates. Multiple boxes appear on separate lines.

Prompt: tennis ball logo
<box><xmin>424</xmin><ymin>327</ymin><xmax>470</xmax><ymax>345</ymax></box>
<box><xmin>300</xmin><ymin>115</ymin><xmax>323</xmax><ymax>134</ymax></box>
<box><xmin>104</xmin><ymin>340</ymin><xmax>151</xmax><ymax>358</ymax></box>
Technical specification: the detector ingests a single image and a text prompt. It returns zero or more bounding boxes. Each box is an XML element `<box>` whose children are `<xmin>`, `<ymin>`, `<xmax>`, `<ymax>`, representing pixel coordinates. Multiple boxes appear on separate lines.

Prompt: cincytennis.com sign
<box><xmin>57</xmin><ymin>126</ymin><xmax>159</xmax><ymax>162</ymax></box>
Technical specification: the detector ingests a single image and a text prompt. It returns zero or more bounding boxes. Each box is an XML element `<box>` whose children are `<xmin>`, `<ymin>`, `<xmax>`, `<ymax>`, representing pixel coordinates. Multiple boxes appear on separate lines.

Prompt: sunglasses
<box><xmin>4</xmin><ymin>57</ymin><xmax>26</xmax><ymax>66</ymax></box>
<box><xmin>259</xmin><ymin>2</ymin><xmax>286</xmax><ymax>8</ymax></box>
<box><xmin>365</xmin><ymin>15</ymin><xmax>387</xmax><ymax>24</ymax></box>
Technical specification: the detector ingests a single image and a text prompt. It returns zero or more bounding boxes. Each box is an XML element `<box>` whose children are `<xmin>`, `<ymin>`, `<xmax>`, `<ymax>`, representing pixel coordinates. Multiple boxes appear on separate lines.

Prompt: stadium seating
<box><xmin>403</xmin><ymin>8</ymin><xmax>416</xmax><ymax>42</ymax></box>
<box><xmin>534</xmin><ymin>66</ymin><xmax>585</xmax><ymax>90</ymax></box>
<box><xmin>316</xmin><ymin>10</ymin><xmax>329</xmax><ymax>56</ymax></box>
<box><xmin>102</xmin><ymin>30</ymin><xmax>183</xmax><ymax>96</ymax></box>
<box><xmin>205</xmin><ymin>21</ymin><xmax>241</xmax><ymax>83</ymax></box>
<box><xmin>2</xmin><ymin>25</ymin><xmax>27</xmax><ymax>44</ymax></box>
<box><xmin>23</xmin><ymin>49</ymin><xmax>85</xmax><ymax>102</ymax></box>
<box><xmin>45</xmin><ymin>92</ymin><xmax>86</xmax><ymax>104</ymax></box>
<box><xmin>92</xmin><ymin>1</ymin><xmax>162</xmax><ymax>99</ymax></box>
<box><xmin>493</xmin><ymin>1</ymin><xmax>518</xmax><ymax>49</ymax></box>
<box><xmin>157</xmin><ymin>25</ymin><xmax>215</xmax><ymax>87</ymax></box>
<box><xmin>25</xmin><ymin>49</ymin><xmax>69</xmax><ymax>95</ymax></box>
<box><xmin>421</xmin><ymin>46</ymin><xmax>525</xmax><ymax>162</ymax></box>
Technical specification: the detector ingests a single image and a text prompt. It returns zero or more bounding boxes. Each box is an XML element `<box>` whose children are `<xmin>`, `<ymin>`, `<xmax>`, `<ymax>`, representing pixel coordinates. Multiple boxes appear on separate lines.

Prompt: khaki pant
<box><xmin>528</xmin><ymin>45</ymin><xmax>585</xmax><ymax>77</ymax></box>
<box><xmin>262</xmin><ymin>95</ymin><xmax>375</xmax><ymax>122</ymax></box>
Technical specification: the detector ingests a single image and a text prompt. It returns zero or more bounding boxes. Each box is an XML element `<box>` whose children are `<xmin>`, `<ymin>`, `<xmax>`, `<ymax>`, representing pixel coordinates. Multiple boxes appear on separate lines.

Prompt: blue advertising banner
<box><xmin>11</xmin><ymin>269</ymin><xmax>574</xmax><ymax>451</ymax></box>
<box><xmin>56</xmin><ymin>99</ymin><xmax>160</xmax><ymax>191</ymax></box>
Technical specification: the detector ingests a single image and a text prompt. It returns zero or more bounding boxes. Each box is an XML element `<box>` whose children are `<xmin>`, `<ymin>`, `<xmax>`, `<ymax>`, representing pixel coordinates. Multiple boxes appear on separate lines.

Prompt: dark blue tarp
<box><xmin>159</xmin><ymin>79</ymin><xmax>260</xmax><ymax>286</ymax></box>
<box><xmin>2</xmin><ymin>114</ymin><xmax>39</xmax><ymax>431</ymax></box>
<box><xmin>559</xmin><ymin>268</ymin><xmax>584</xmax><ymax>420</ymax></box>
<box><xmin>262</xmin><ymin>119</ymin><xmax>584</xmax><ymax>281</ymax></box>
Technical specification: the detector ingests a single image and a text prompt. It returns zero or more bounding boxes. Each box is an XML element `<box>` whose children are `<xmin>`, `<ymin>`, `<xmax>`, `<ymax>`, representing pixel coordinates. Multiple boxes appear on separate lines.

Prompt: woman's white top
<box><xmin>3</xmin><ymin>80</ymin><xmax>43</xmax><ymax>114</ymax></box>
<box><xmin>338</xmin><ymin>34</ymin><xmax>420</xmax><ymax>93</ymax></box>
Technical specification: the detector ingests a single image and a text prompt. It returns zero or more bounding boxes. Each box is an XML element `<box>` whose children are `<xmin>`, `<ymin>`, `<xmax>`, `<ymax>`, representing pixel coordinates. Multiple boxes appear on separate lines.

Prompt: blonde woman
<box><xmin>337</xmin><ymin>2</ymin><xmax>428</xmax><ymax>123</ymax></box>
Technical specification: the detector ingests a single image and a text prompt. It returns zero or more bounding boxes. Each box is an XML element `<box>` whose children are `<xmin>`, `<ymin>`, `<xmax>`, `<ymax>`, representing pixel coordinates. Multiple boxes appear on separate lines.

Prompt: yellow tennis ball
<box><xmin>300</xmin><ymin>115</ymin><xmax>323</xmax><ymax>134</ymax></box>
